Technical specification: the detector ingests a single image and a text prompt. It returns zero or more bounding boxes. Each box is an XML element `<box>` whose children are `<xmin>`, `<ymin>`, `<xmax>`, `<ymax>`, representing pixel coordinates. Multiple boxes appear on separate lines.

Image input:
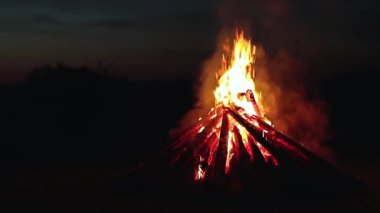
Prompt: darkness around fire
<box><xmin>1</xmin><ymin>0</ymin><xmax>380</xmax><ymax>212</ymax></box>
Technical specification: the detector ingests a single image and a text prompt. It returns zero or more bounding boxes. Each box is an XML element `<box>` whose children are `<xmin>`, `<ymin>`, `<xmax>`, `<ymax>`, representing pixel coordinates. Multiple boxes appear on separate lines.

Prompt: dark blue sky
<box><xmin>0</xmin><ymin>0</ymin><xmax>379</xmax><ymax>83</ymax></box>
<box><xmin>0</xmin><ymin>0</ymin><xmax>217</xmax><ymax>82</ymax></box>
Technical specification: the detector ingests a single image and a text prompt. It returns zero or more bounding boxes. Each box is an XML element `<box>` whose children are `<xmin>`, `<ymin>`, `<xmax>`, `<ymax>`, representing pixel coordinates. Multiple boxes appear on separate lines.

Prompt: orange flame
<box><xmin>213</xmin><ymin>30</ymin><xmax>269</xmax><ymax>123</ymax></box>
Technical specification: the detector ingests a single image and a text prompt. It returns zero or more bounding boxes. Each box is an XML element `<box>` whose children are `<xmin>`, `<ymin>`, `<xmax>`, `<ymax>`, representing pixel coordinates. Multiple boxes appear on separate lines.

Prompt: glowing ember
<box><xmin>172</xmin><ymin>29</ymin><xmax>310</xmax><ymax>182</ymax></box>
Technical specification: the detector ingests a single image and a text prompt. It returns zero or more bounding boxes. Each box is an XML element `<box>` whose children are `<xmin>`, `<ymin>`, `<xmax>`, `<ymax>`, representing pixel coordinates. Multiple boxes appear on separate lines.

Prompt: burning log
<box><xmin>245</xmin><ymin>89</ymin><xmax>262</xmax><ymax>118</ymax></box>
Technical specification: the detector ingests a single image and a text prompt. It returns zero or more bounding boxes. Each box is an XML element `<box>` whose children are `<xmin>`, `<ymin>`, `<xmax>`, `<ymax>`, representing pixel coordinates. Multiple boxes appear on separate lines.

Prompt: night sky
<box><xmin>1</xmin><ymin>0</ymin><xmax>379</xmax><ymax>83</ymax></box>
<box><xmin>0</xmin><ymin>0</ymin><xmax>217</xmax><ymax>83</ymax></box>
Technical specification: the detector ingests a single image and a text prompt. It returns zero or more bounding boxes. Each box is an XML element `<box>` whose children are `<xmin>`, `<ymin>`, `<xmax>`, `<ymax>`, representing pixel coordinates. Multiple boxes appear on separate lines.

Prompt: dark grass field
<box><xmin>1</xmin><ymin>64</ymin><xmax>380</xmax><ymax>212</ymax></box>
<box><xmin>2</xmin><ymin>165</ymin><xmax>379</xmax><ymax>212</ymax></box>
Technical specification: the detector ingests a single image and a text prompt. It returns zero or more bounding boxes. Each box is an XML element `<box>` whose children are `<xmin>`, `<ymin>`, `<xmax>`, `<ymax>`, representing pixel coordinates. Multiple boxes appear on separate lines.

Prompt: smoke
<box><xmin>177</xmin><ymin>28</ymin><xmax>233</xmax><ymax>128</ymax></box>
<box><xmin>179</xmin><ymin>26</ymin><xmax>255</xmax><ymax>119</ymax></box>
<box><xmin>217</xmin><ymin>0</ymin><xmax>292</xmax><ymax>26</ymax></box>
<box><xmin>254</xmin><ymin>48</ymin><xmax>332</xmax><ymax>161</ymax></box>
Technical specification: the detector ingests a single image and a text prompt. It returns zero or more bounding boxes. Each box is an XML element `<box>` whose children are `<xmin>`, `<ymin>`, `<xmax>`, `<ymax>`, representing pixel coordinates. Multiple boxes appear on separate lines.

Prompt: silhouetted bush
<box><xmin>1</xmin><ymin>64</ymin><xmax>193</xmax><ymax>166</ymax></box>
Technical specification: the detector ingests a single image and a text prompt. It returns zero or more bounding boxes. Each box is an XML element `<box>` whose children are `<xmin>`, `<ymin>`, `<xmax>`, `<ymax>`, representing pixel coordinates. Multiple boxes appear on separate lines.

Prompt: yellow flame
<box><xmin>214</xmin><ymin>30</ymin><xmax>266</xmax><ymax>119</ymax></box>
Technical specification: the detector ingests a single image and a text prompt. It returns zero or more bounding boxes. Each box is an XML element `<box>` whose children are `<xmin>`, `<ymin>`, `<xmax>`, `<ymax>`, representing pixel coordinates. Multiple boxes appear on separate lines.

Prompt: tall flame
<box><xmin>214</xmin><ymin>30</ymin><xmax>266</xmax><ymax>120</ymax></box>
<box><xmin>170</xmin><ymin>29</ymin><xmax>306</xmax><ymax>182</ymax></box>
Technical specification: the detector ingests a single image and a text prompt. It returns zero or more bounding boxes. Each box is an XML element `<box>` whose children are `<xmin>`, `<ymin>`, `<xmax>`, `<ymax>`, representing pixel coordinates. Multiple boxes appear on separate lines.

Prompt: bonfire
<box><xmin>123</xmin><ymin>30</ymin><xmax>363</xmax><ymax>198</ymax></box>
<box><xmin>170</xmin><ymin>30</ymin><xmax>320</xmax><ymax>183</ymax></box>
